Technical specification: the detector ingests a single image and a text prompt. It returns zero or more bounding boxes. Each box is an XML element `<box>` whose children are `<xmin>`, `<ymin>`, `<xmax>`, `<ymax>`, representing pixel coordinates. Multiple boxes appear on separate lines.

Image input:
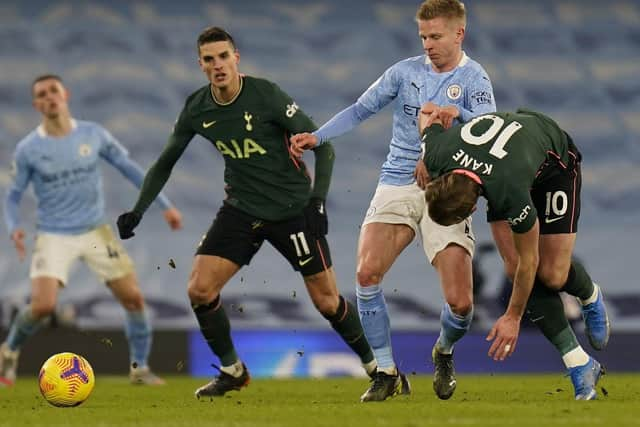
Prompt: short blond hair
<box><xmin>416</xmin><ymin>0</ymin><xmax>466</xmax><ymax>27</ymax></box>
<box><xmin>425</xmin><ymin>172</ymin><xmax>480</xmax><ymax>226</ymax></box>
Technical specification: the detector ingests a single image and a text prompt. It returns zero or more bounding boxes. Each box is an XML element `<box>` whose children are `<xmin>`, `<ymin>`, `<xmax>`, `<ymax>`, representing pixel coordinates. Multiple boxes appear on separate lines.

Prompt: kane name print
<box><xmin>452</xmin><ymin>149</ymin><xmax>494</xmax><ymax>175</ymax></box>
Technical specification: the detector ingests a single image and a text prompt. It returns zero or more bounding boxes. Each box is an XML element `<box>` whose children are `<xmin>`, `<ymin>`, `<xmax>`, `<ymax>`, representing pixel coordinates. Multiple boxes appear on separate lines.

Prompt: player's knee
<box><xmin>31</xmin><ymin>302</ymin><xmax>55</xmax><ymax>319</ymax></box>
<box><xmin>537</xmin><ymin>266</ymin><xmax>568</xmax><ymax>290</ymax></box>
<box><xmin>187</xmin><ymin>279</ymin><xmax>218</xmax><ymax>305</ymax></box>
<box><xmin>187</xmin><ymin>285</ymin><xmax>214</xmax><ymax>305</ymax></box>
<box><xmin>448</xmin><ymin>298</ymin><xmax>473</xmax><ymax>317</ymax></box>
<box><xmin>121</xmin><ymin>291</ymin><xmax>144</xmax><ymax>311</ymax></box>
<box><xmin>356</xmin><ymin>265</ymin><xmax>382</xmax><ymax>286</ymax></box>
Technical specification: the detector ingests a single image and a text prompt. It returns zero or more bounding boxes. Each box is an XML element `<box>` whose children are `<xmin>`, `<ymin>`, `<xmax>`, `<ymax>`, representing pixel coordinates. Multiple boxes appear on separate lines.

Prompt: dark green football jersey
<box><xmin>424</xmin><ymin>109</ymin><xmax>572</xmax><ymax>233</ymax></box>
<box><xmin>134</xmin><ymin>76</ymin><xmax>325</xmax><ymax>222</ymax></box>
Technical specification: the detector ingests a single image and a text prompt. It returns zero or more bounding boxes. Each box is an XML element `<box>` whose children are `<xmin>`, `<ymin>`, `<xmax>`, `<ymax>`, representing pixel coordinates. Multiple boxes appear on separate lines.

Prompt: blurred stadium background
<box><xmin>0</xmin><ymin>0</ymin><xmax>639</xmax><ymax>378</ymax></box>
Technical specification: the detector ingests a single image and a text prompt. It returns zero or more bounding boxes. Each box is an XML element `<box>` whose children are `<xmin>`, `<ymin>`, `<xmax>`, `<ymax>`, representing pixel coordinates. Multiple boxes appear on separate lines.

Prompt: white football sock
<box><xmin>562</xmin><ymin>346</ymin><xmax>590</xmax><ymax>368</ymax></box>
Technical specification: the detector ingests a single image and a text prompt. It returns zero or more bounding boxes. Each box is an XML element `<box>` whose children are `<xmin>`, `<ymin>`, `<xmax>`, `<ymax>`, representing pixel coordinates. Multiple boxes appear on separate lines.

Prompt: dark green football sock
<box><xmin>193</xmin><ymin>297</ymin><xmax>238</xmax><ymax>366</ymax></box>
<box><xmin>561</xmin><ymin>260</ymin><xmax>595</xmax><ymax>301</ymax></box>
<box><xmin>526</xmin><ymin>278</ymin><xmax>579</xmax><ymax>355</ymax></box>
<box><xmin>323</xmin><ymin>296</ymin><xmax>375</xmax><ymax>364</ymax></box>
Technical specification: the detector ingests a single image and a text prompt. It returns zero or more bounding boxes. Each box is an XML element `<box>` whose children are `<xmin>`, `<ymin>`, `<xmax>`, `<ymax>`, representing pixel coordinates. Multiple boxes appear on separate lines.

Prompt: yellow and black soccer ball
<box><xmin>39</xmin><ymin>352</ymin><xmax>95</xmax><ymax>407</ymax></box>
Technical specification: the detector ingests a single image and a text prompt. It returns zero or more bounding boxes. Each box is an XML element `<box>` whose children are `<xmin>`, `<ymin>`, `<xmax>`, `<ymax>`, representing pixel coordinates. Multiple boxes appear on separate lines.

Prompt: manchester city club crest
<box><xmin>447</xmin><ymin>84</ymin><xmax>462</xmax><ymax>100</ymax></box>
<box><xmin>78</xmin><ymin>144</ymin><xmax>92</xmax><ymax>157</ymax></box>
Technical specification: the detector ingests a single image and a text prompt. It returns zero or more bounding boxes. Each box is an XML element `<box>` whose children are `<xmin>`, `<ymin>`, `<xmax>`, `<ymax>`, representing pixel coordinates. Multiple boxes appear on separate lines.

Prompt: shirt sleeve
<box><xmin>312</xmin><ymin>64</ymin><xmax>399</xmax><ymax>144</ymax></box>
<box><xmin>356</xmin><ymin>64</ymin><xmax>401</xmax><ymax>114</ymax></box>
<box><xmin>3</xmin><ymin>146</ymin><xmax>32</xmax><ymax>236</ymax></box>
<box><xmin>459</xmin><ymin>68</ymin><xmax>496</xmax><ymax>123</ymax></box>
<box><xmin>310</xmin><ymin>142</ymin><xmax>335</xmax><ymax>200</ymax></box>
<box><xmin>313</xmin><ymin>103</ymin><xmax>375</xmax><ymax>144</ymax></box>
<box><xmin>266</xmin><ymin>82</ymin><xmax>336</xmax><ymax>201</ymax></box>
<box><xmin>487</xmin><ymin>185</ymin><xmax>537</xmax><ymax>233</ymax></box>
<box><xmin>268</xmin><ymin>82</ymin><xmax>318</xmax><ymax>134</ymax></box>
<box><xmin>132</xmin><ymin>105</ymin><xmax>195</xmax><ymax>216</ymax></box>
<box><xmin>97</xmin><ymin>126</ymin><xmax>173</xmax><ymax>210</ymax></box>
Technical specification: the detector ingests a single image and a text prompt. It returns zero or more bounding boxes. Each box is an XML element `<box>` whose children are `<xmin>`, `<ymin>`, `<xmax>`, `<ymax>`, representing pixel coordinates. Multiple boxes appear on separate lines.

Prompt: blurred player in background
<box><xmin>116</xmin><ymin>27</ymin><xmax>381</xmax><ymax>400</ymax></box>
<box><xmin>420</xmin><ymin>107</ymin><xmax>610</xmax><ymax>400</ymax></box>
<box><xmin>0</xmin><ymin>75</ymin><xmax>182</xmax><ymax>387</ymax></box>
<box><xmin>291</xmin><ymin>0</ymin><xmax>495</xmax><ymax>401</ymax></box>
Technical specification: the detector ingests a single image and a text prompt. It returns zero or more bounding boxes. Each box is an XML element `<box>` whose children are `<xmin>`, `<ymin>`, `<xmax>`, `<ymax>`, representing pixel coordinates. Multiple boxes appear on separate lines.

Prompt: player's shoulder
<box><xmin>245</xmin><ymin>75</ymin><xmax>297</xmax><ymax>105</ymax></box>
<box><xmin>244</xmin><ymin>75</ymin><xmax>283</xmax><ymax>95</ymax></box>
<box><xmin>74</xmin><ymin>119</ymin><xmax>105</xmax><ymax>133</ymax></box>
<box><xmin>14</xmin><ymin>129</ymin><xmax>40</xmax><ymax>154</ymax></box>
<box><xmin>390</xmin><ymin>55</ymin><xmax>427</xmax><ymax>72</ymax></box>
<box><xmin>182</xmin><ymin>84</ymin><xmax>213</xmax><ymax>110</ymax></box>
<box><xmin>513</xmin><ymin>108</ymin><xmax>563</xmax><ymax>130</ymax></box>
<box><xmin>459</xmin><ymin>53</ymin><xmax>491</xmax><ymax>76</ymax></box>
<box><xmin>72</xmin><ymin>120</ymin><xmax>116</xmax><ymax>142</ymax></box>
<box><xmin>244</xmin><ymin>75</ymin><xmax>274</xmax><ymax>87</ymax></box>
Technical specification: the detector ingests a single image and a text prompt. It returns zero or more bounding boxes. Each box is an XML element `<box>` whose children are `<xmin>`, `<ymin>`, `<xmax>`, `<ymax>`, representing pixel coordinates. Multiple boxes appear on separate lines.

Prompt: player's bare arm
<box><xmin>487</xmin><ymin>221</ymin><xmax>540</xmax><ymax>361</ymax></box>
<box><xmin>163</xmin><ymin>207</ymin><xmax>183</xmax><ymax>230</ymax></box>
<box><xmin>10</xmin><ymin>228</ymin><xmax>26</xmax><ymax>261</ymax></box>
<box><xmin>414</xmin><ymin>160</ymin><xmax>430</xmax><ymax>190</ymax></box>
<box><xmin>289</xmin><ymin>132</ymin><xmax>318</xmax><ymax>158</ymax></box>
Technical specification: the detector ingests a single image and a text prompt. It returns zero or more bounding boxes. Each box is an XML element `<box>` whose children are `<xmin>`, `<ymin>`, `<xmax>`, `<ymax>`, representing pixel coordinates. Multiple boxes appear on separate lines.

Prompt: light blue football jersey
<box><xmin>358</xmin><ymin>53</ymin><xmax>496</xmax><ymax>185</ymax></box>
<box><xmin>4</xmin><ymin>120</ymin><xmax>172</xmax><ymax>235</ymax></box>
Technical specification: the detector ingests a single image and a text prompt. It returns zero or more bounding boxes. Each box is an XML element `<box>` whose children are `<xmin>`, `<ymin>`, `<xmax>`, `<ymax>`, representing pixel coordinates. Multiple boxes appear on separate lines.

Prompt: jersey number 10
<box><xmin>460</xmin><ymin>115</ymin><xmax>523</xmax><ymax>159</ymax></box>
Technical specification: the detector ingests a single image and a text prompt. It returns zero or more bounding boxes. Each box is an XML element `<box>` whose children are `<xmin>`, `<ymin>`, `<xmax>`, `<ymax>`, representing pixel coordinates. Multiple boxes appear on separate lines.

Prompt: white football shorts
<box><xmin>30</xmin><ymin>224</ymin><xmax>134</xmax><ymax>285</ymax></box>
<box><xmin>362</xmin><ymin>183</ymin><xmax>475</xmax><ymax>262</ymax></box>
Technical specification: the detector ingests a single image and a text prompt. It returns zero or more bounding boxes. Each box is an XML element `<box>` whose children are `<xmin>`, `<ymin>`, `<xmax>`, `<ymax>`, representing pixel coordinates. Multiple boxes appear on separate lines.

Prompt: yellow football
<box><xmin>38</xmin><ymin>352</ymin><xmax>95</xmax><ymax>407</ymax></box>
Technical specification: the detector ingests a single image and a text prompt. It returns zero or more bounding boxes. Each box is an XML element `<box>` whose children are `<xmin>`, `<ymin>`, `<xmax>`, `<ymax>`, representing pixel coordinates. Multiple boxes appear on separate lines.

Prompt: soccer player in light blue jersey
<box><xmin>0</xmin><ymin>75</ymin><xmax>182</xmax><ymax>387</ymax></box>
<box><xmin>291</xmin><ymin>0</ymin><xmax>495</xmax><ymax>401</ymax></box>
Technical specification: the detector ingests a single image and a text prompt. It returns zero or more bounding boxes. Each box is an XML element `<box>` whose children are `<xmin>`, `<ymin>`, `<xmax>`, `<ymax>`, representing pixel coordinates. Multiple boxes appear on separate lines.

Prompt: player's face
<box><xmin>198</xmin><ymin>41</ymin><xmax>240</xmax><ymax>89</ymax></box>
<box><xmin>418</xmin><ymin>17</ymin><xmax>464</xmax><ymax>72</ymax></box>
<box><xmin>32</xmin><ymin>79</ymin><xmax>70</xmax><ymax>119</ymax></box>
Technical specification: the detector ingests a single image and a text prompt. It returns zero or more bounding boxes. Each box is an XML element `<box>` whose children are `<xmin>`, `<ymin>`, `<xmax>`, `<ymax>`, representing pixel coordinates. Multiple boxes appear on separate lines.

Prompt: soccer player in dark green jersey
<box><xmin>115</xmin><ymin>27</ymin><xmax>378</xmax><ymax>399</ymax></box>
<box><xmin>418</xmin><ymin>106</ymin><xmax>610</xmax><ymax>400</ymax></box>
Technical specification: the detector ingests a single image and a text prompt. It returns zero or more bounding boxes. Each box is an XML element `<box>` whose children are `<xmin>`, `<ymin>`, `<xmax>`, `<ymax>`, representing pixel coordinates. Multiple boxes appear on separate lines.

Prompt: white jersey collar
<box><xmin>424</xmin><ymin>51</ymin><xmax>469</xmax><ymax>69</ymax></box>
<box><xmin>37</xmin><ymin>119</ymin><xmax>77</xmax><ymax>138</ymax></box>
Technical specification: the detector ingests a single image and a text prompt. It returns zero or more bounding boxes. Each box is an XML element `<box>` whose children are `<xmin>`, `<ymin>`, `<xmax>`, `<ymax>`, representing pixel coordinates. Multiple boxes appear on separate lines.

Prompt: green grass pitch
<box><xmin>1</xmin><ymin>374</ymin><xmax>639</xmax><ymax>427</ymax></box>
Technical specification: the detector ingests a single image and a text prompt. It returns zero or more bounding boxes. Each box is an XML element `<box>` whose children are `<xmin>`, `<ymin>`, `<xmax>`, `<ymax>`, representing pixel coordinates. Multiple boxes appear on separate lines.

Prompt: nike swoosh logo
<box><xmin>298</xmin><ymin>257</ymin><xmax>313</xmax><ymax>266</ymax></box>
<box><xmin>202</xmin><ymin>120</ymin><xmax>216</xmax><ymax>128</ymax></box>
<box><xmin>544</xmin><ymin>216</ymin><xmax>564</xmax><ymax>224</ymax></box>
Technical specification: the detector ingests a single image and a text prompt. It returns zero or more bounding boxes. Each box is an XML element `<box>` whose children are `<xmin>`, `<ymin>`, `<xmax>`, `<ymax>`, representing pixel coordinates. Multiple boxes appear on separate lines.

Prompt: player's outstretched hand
<box><xmin>163</xmin><ymin>207</ymin><xmax>183</xmax><ymax>230</ymax></box>
<box><xmin>117</xmin><ymin>211</ymin><xmax>142</xmax><ymax>240</ymax></box>
<box><xmin>418</xmin><ymin>102</ymin><xmax>442</xmax><ymax>135</ymax></box>
<box><xmin>11</xmin><ymin>228</ymin><xmax>26</xmax><ymax>261</ymax></box>
<box><xmin>438</xmin><ymin>105</ymin><xmax>460</xmax><ymax>129</ymax></box>
<box><xmin>486</xmin><ymin>313</ymin><xmax>520</xmax><ymax>361</ymax></box>
<box><xmin>304</xmin><ymin>197</ymin><xmax>328</xmax><ymax>237</ymax></box>
<box><xmin>290</xmin><ymin>132</ymin><xmax>318</xmax><ymax>158</ymax></box>
<box><xmin>414</xmin><ymin>160</ymin><xmax>431</xmax><ymax>190</ymax></box>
